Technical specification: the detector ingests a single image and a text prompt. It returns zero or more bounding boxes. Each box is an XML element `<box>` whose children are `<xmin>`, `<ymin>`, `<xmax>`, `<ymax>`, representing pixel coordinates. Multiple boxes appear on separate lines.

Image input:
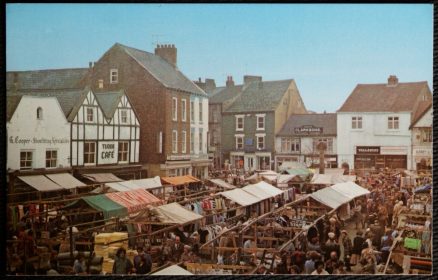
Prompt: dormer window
<box><xmin>37</xmin><ymin>107</ymin><xmax>43</xmax><ymax>120</ymax></box>
<box><xmin>110</xmin><ymin>69</ymin><xmax>118</xmax><ymax>84</ymax></box>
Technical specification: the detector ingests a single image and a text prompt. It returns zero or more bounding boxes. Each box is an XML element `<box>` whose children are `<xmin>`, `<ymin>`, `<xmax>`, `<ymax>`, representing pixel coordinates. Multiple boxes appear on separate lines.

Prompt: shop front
<box><xmin>229</xmin><ymin>152</ymin><xmax>244</xmax><ymax>170</ymax></box>
<box><xmin>304</xmin><ymin>155</ymin><xmax>338</xmax><ymax>168</ymax></box>
<box><xmin>413</xmin><ymin>147</ymin><xmax>432</xmax><ymax>171</ymax></box>
<box><xmin>275</xmin><ymin>156</ymin><xmax>300</xmax><ymax>171</ymax></box>
<box><xmin>354</xmin><ymin>146</ymin><xmax>407</xmax><ymax>170</ymax></box>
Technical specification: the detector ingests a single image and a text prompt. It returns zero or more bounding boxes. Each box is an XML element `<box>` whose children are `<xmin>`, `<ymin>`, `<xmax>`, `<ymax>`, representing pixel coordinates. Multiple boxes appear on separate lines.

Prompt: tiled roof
<box><xmin>6</xmin><ymin>95</ymin><xmax>23</xmax><ymax>122</ymax></box>
<box><xmin>338</xmin><ymin>81</ymin><xmax>430</xmax><ymax>112</ymax></box>
<box><xmin>410</xmin><ymin>100</ymin><xmax>432</xmax><ymax>128</ymax></box>
<box><xmin>277</xmin><ymin>113</ymin><xmax>337</xmax><ymax>136</ymax></box>
<box><xmin>116</xmin><ymin>43</ymin><xmax>207</xmax><ymax>96</ymax></box>
<box><xmin>6</xmin><ymin>68</ymin><xmax>88</xmax><ymax>91</ymax></box>
<box><xmin>224</xmin><ymin>79</ymin><xmax>293</xmax><ymax>113</ymax></box>
<box><xmin>209</xmin><ymin>85</ymin><xmax>243</xmax><ymax>104</ymax></box>
<box><xmin>94</xmin><ymin>90</ymin><xmax>125</xmax><ymax>119</ymax></box>
<box><xmin>7</xmin><ymin>89</ymin><xmax>87</xmax><ymax>121</ymax></box>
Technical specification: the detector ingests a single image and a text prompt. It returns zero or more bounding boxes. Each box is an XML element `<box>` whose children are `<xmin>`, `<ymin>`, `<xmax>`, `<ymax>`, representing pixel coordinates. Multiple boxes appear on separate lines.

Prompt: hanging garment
<box><xmin>18</xmin><ymin>205</ymin><xmax>24</xmax><ymax>221</ymax></box>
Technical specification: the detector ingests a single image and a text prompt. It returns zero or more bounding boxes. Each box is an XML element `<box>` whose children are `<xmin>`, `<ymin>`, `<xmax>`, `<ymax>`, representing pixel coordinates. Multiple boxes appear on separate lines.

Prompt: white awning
<box><xmin>242</xmin><ymin>181</ymin><xmax>283</xmax><ymax>200</ymax></box>
<box><xmin>209</xmin><ymin>178</ymin><xmax>236</xmax><ymax>190</ymax></box>
<box><xmin>311</xmin><ymin>174</ymin><xmax>357</xmax><ymax>185</ymax></box>
<box><xmin>154</xmin><ymin>203</ymin><xmax>203</xmax><ymax>224</ymax></box>
<box><xmin>82</xmin><ymin>173</ymin><xmax>123</xmax><ymax>183</ymax></box>
<box><xmin>219</xmin><ymin>188</ymin><xmax>261</xmax><ymax>206</ymax></box>
<box><xmin>130</xmin><ymin>176</ymin><xmax>162</xmax><ymax>189</ymax></box>
<box><xmin>330</xmin><ymin>181</ymin><xmax>370</xmax><ymax>199</ymax></box>
<box><xmin>152</xmin><ymin>265</ymin><xmax>193</xmax><ymax>275</ymax></box>
<box><xmin>105</xmin><ymin>182</ymin><xmax>131</xmax><ymax>192</ymax></box>
<box><xmin>310</xmin><ymin>187</ymin><xmax>351</xmax><ymax>209</ymax></box>
<box><xmin>278</xmin><ymin>174</ymin><xmax>298</xmax><ymax>184</ymax></box>
<box><xmin>46</xmin><ymin>173</ymin><xmax>86</xmax><ymax>189</ymax></box>
<box><xmin>18</xmin><ymin>175</ymin><xmax>64</xmax><ymax>192</ymax></box>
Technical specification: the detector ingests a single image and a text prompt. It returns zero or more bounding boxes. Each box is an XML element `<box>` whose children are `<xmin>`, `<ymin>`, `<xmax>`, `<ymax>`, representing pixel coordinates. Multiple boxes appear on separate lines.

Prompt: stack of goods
<box><xmin>94</xmin><ymin>232</ymin><xmax>130</xmax><ymax>274</ymax></box>
<box><xmin>402</xmin><ymin>255</ymin><xmax>432</xmax><ymax>274</ymax></box>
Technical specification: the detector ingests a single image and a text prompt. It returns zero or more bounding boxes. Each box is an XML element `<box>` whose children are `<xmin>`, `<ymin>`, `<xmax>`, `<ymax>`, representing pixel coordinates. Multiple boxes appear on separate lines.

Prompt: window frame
<box><xmin>190</xmin><ymin>129</ymin><xmax>195</xmax><ymax>153</ymax></box>
<box><xmin>120</xmin><ymin>109</ymin><xmax>128</xmax><ymax>124</ymax></box>
<box><xmin>313</xmin><ymin>138</ymin><xmax>334</xmax><ymax>154</ymax></box>
<box><xmin>190</xmin><ymin>101</ymin><xmax>195</xmax><ymax>123</ymax></box>
<box><xmin>199</xmin><ymin>101</ymin><xmax>203</xmax><ymax>123</ymax></box>
<box><xmin>37</xmin><ymin>107</ymin><xmax>43</xmax><ymax>120</ymax></box>
<box><xmin>235</xmin><ymin>135</ymin><xmax>244</xmax><ymax>150</ymax></box>
<box><xmin>86</xmin><ymin>107</ymin><xmax>94</xmax><ymax>122</ymax></box>
<box><xmin>199</xmin><ymin>130</ymin><xmax>203</xmax><ymax>152</ymax></box>
<box><xmin>118</xmin><ymin>141</ymin><xmax>129</xmax><ymax>163</ymax></box>
<box><xmin>388</xmin><ymin>116</ymin><xmax>399</xmax><ymax>130</ymax></box>
<box><xmin>45</xmin><ymin>149</ymin><xmax>58</xmax><ymax>168</ymax></box>
<box><xmin>181</xmin><ymin>99</ymin><xmax>187</xmax><ymax>122</ymax></box>
<box><xmin>110</xmin><ymin>69</ymin><xmax>118</xmax><ymax>84</ymax></box>
<box><xmin>181</xmin><ymin>131</ymin><xmax>187</xmax><ymax>153</ymax></box>
<box><xmin>172</xmin><ymin>97</ymin><xmax>178</xmax><ymax>121</ymax></box>
<box><xmin>172</xmin><ymin>130</ymin><xmax>178</xmax><ymax>154</ymax></box>
<box><xmin>20</xmin><ymin>150</ymin><xmax>33</xmax><ymax>170</ymax></box>
<box><xmin>256</xmin><ymin>115</ymin><xmax>265</xmax><ymax>131</ymax></box>
<box><xmin>236</xmin><ymin>116</ymin><xmax>244</xmax><ymax>131</ymax></box>
<box><xmin>84</xmin><ymin>142</ymin><xmax>96</xmax><ymax>165</ymax></box>
<box><xmin>257</xmin><ymin>136</ymin><xmax>265</xmax><ymax>150</ymax></box>
<box><xmin>352</xmin><ymin>116</ymin><xmax>362</xmax><ymax>129</ymax></box>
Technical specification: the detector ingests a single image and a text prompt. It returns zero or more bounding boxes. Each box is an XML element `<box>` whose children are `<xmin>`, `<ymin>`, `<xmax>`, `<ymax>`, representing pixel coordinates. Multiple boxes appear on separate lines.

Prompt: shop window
<box><xmin>46</xmin><ymin>150</ymin><xmax>57</xmax><ymax>168</ymax></box>
<box><xmin>236</xmin><ymin>116</ymin><xmax>244</xmax><ymax>131</ymax></box>
<box><xmin>281</xmin><ymin>138</ymin><xmax>300</xmax><ymax>153</ymax></box>
<box><xmin>172</xmin><ymin>97</ymin><xmax>178</xmax><ymax>121</ymax></box>
<box><xmin>388</xmin><ymin>116</ymin><xmax>399</xmax><ymax>129</ymax></box>
<box><xmin>182</xmin><ymin>131</ymin><xmax>187</xmax><ymax>153</ymax></box>
<box><xmin>352</xmin><ymin>116</ymin><xmax>362</xmax><ymax>129</ymax></box>
<box><xmin>172</xmin><ymin>130</ymin><xmax>178</xmax><ymax>153</ymax></box>
<box><xmin>236</xmin><ymin>136</ymin><xmax>244</xmax><ymax>149</ymax></box>
<box><xmin>86</xmin><ymin>107</ymin><xmax>94</xmax><ymax>122</ymax></box>
<box><xmin>257</xmin><ymin>136</ymin><xmax>265</xmax><ymax>150</ymax></box>
<box><xmin>84</xmin><ymin>142</ymin><xmax>96</xmax><ymax>164</ymax></box>
<box><xmin>37</xmin><ymin>107</ymin><xmax>43</xmax><ymax>120</ymax></box>
<box><xmin>118</xmin><ymin>142</ymin><xmax>129</xmax><ymax>162</ymax></box>
<box><xmin>20</xmin><ymin>151</ymin><xmax>33</xmax><ymax>170</ymax></box>
<box><xmin>181</xmin><ymin>99</ymin><xmax>187</xmax><ymax>122</ymax></box>
<box><xmin>422</xmin><ymin>128</ymin><xmax>432</xmax><ymax>143</ymax></box>
<box><xmin>110</xmin><ymin>69</ymin><xmax>118</xmax><ymax>84</ymax></box>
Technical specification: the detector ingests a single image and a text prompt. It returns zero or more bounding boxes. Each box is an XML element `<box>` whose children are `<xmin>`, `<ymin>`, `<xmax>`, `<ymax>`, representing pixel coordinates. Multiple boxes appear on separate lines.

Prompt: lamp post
<box><xmin>317</xmin><ymin>141</ymin><xmax>327</xmax><ymax>174</ymax></box>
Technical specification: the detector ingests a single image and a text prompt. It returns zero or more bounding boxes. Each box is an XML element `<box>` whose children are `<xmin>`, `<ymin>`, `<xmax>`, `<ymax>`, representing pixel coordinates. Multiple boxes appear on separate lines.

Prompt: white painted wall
<box><xmin>7</xmin><ymin>96</ymin><xmax>71</xmax><ymax>170</ymax></box>
<box><xmin>337</xmin><ymin>112</ymin><xmax>412</xmax><ymax>169</ymax></box>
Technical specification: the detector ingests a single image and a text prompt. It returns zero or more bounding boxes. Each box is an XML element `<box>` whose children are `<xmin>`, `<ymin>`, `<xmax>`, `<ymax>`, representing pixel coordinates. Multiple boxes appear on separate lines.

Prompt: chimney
<box><xmin>226</xmin><ymin>76</ymin><xmax>235</xmax><ymax>87</ymax></box>
<box><xmin>89</xmin><ymin>61</ymin><xmax>93</xmax><ymax>69</ymax></box>
<box><xmin>387</xmin><ymin>75</ymin><xmax>398</xmax><ymax>86</ymax></box>
<box><xmin>205</xmin><ymin>78</ymin><xmax>216</xmax><ymax>92</ymax></box>
<box><xmin>155</xmin><ymin>44</ymin><xmax>177</xmax><ymax>68</ymax></box>
<box><xmin>244</xmin><ymin>75</ymin><xmax>262</xmax><ymax>85</ymax></box>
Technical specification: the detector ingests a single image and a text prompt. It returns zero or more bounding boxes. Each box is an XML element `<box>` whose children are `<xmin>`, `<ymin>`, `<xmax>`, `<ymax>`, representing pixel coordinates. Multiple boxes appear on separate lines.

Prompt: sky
<box><xmin>6</xmin><ymin>4</ymin><xmax>433</xmax><ymax>113</ymax></box>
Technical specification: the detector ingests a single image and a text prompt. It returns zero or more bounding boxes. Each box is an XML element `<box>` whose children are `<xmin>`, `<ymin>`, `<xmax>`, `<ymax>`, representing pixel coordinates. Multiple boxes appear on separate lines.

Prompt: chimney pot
<box><xmin>387</xmin><ymin>75</ymin><xmax>399</xmax><ymax>86</ymax></box>
<box><xmin>155</xmin><ymin>43</ymin><xmax>177</xmax><ymax>68</ymax></box>
<box><xmin>226</xmin><ymin>76</ymin><xmax>235</xmax><ymax>87</ymax></box>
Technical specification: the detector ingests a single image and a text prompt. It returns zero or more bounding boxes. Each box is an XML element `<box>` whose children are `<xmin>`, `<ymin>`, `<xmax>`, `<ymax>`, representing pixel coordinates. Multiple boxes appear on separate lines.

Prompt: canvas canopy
<box><xmin>46</xmin><ymin>173</ymin><xmax>86</xmax><ymax>189</ymax></box>
<box><xmin>105</xmin><ymin>182</ymin><xmax>132</xmax><ymax>192</ymax></box>
<box><xmin>278</xmin><ymin>174</ymin><xmax>299</xmax><ymax>184</ymax></box>
<box><xmin>155</xmin><ymin>203</ymin><xmax>203</xmax><ymax>224</ymax></box>
<box><xmin>152</xmin><ymin>265</ymin><xmax>193</xmax><ymax>275</ymax></box>
<box><xmin>242</xmin><ymin>181</ymin><xmax>283</xmax><ymax>200</ymax></box>
<box><xmin>330</xmin><ymin>181</ymin><xmax>370</xmax><ymax>199</ymax></box>
<box><xmin>311</xmin><ymin>174</ymin><xmax>357</xmax><ymax>185</ymax></box>
<box><xmin>219</xmin><ymin>188</ymin><xmax>261</xmax><ymax>206</ymax></box>
<box><xmin>282</xmin><ymin>168</ymin><xmax>311</xmax><ymax>177</ymax></box>
<box><xmin>105</xmin><ymin>189</ymin><xmax>162</xmax><ymax>214</ymax></box>
<box><xmin>80</xmin><ymin>195</ymin><xmax>128</xmax><ymax>219</ymax></box>
<box><xmin>18</xmin><ymin>175</ymin><xmax>64</xmax><ymax>192</ymax></box>
<box><xmin>245</xmin><ymin>173</ymin><xmax>259</xmax><ymax>181</ymax></box>
<box><xmin>161</xmin><ymin>175</ymin><xmax>200</xmax><ymax>186</ymax></box>
<box><xmin>208</xmin><ymin>178</ymin><xmax>236</xmax><ymax>190</ymax></box>
<box><xmin>82</xmin><ymin>173</ymin><xmax>123</xmax><ymax>183</ymax></box>
<box><xmin>130</xmin><ymin>176</ymin><xmax>162</xmax><ymax>189</ymax></box>
<box><xmin>310</xmin><ymin>181</ymin><xmax>369</xmax><ymax>209</ymax></box>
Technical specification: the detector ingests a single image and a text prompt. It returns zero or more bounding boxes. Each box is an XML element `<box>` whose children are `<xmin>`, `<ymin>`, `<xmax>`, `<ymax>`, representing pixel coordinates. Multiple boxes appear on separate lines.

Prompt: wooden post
<box><xmin>69</xmin><ymin>221</ymin><xmax>74</xmax><ymax>265</ymax></box>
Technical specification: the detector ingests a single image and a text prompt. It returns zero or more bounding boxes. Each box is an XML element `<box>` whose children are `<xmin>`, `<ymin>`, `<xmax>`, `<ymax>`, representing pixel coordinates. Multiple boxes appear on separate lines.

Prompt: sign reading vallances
<box><xmin>356</xmin><ymin>146</ymin><xmax>380</xmax><ymax>155</ymax></box>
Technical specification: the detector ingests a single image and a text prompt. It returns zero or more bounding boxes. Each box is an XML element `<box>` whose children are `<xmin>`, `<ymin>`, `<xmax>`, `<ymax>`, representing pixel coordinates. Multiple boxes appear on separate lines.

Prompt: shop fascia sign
<box><xmin>99</xmin><ymin>142</ymin><xmax>118</xmax><ymax>164</ymax></box>
<box><xmin>356</xmin><ymin>146</ymin><xmax>380</xmax><ymax>154</ymax></box>
<box><xmin>413</xmin><ymin>148</ymin><xmax>432</xmax><ymax>156</ymax></box>
<box><xmin>294</xmin><ymin>125</ymin><xmax>323</xmax><ymax>134</ymax></box>
<box><xmin>9</xmin><ymin>136</ymin><xmax>69</xmax><ymax>146</ymax></box>
<box><xmin>167</xmin><ymin>155</ymin><xmax>191</xmax><ymax>161</ymax></box>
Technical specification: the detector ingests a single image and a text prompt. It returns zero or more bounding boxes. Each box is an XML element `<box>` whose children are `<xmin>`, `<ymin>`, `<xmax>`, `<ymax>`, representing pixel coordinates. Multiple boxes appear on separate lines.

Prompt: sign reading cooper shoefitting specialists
<box><xmin>356</xmin><ymin>146</ymin><xmax>380</xmax><ymax>155</ymax></box>
<box><xmin>8</xmin><ymin>136</ymin><xmax>70</xmax><ymax>145</ymax></box>
<box><xmin>294</xmin><ymin>125</ymin><xmax>323</xmax><ymax>134</ymax></box>
<box><xmin>99</xmin><ymin>142</ymin><xmax>118</xmax><ymax>164</ymax></box>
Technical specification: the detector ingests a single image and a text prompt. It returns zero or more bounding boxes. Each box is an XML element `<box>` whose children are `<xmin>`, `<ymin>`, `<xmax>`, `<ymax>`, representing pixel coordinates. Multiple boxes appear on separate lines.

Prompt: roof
<box><xmin>338</xmin><ymin>81</ymin><xmax>430</xmax><ymax>112</ymax></box>
<box><xmin>105</xmin><ymin>176</ymin><xmax>162</xmax><ymax>192</ymax></box>
<box><xmin>242</xmin><ymin>181</ymin><xmax>283</xmax><ymax>200</ymax></box>
<box><xmin>152</xmin><ymin>265</ymin><xmax>193</xmax><ymax>275</ymax></box>
<box><xmin>410</xmin><ymin>100</ymin><xmax>432</xmax><ymax>128</ymax></box>
<box><xmin>209</xmin><ymin>85</ymin><xmax>243</xmax><ymax>105</ymax></box>
<box><xmin>208</xmin><ymin>179</ymin><xmax>236</xmax><ymax>190</ymax></box>
<box><xmin>310</xmin><ymin>174</ymin><xmax>357</xmax><ymax>185</ymax></box>
<box><xmin>277</xmin><ymin>113</ymin><xmax>337</xmax><ymax>136</ymax></box>
<box><xmin>6</xmin><ymin>68</ymin><xmax>88</xmax><ymax>91</ymax></box>
<box><xmin>94</xmin><ymin>90</ymin><xmax>125</xmax><ymax>119</ymax></box>
<box><xmin>224</xmin><ymin>79</ymin><xmax>294</xmax><ymax>113</ymax></box>
<box><xmin>161</xmin><ymin>175</ymin><xmax>200</xmax><ymax>186</ymax></box>
<box><xmin>116</xmin><ymin>43</ymin><xmax>206</xmax><ymax>96</ymax></box>
<box><xmin>310</xmin><ymin>182</ymin><xmax>369</xmax><ymax>209</ymax></box>
<box><xmin>7</xmin><ymin>89</ymin><xmax>87</xmax><ymax>122</ymax></box>
<box><xmin>155</xmin><ymin>203</ymin><xmax>203</xmax><ymax>224</ymax></box>
<box><xmin>330</xmin><ymin>182</ymin><xmax>370</xmax><ymax>199</ymax></box>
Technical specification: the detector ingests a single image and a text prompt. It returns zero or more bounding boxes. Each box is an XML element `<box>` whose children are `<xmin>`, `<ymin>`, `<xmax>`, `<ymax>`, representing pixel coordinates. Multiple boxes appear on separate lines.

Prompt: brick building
<box><xmin>87</xmin><ymin>43</ymin><xmax>210</xmax><ymax>177</ymax></box>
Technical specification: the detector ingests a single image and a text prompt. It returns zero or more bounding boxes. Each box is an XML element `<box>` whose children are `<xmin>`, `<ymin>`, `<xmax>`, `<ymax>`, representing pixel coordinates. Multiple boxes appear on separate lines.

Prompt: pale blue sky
<box><xmin>6</xmin><ymin>4</ymin><xmax>433</xmax><ymax>112</ymax></box>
